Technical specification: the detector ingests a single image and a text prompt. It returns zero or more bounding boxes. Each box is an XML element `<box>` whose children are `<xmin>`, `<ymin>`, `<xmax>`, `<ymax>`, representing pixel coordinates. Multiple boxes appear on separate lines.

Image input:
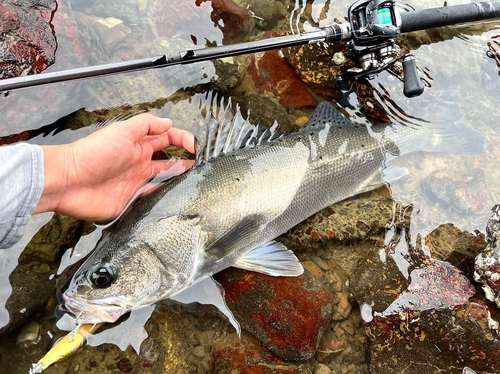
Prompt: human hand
<box><xmin>34</xmin><ymin>113</ymin><xmax>195</xmax><ymax>221</ymax></box>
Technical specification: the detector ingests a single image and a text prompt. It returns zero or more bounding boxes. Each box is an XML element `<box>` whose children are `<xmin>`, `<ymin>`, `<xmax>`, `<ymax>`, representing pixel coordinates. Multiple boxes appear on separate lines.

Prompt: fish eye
<box><xmin>90</xmin><ymin>267</ymin><xmax>115</xmax><ymax>288</ymax></box>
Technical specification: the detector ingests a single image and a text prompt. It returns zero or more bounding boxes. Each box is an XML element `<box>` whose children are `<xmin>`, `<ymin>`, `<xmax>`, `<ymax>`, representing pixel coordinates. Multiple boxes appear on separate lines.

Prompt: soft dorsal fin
<box><xmin>194</xmin><ymin>96</ymin><xmax>283</xmax><ymax>166</ymax></box>
<box><xmin>298</xmin><ymin>101</ymin><xmax>355</xmax><ymax>133</ymax></box>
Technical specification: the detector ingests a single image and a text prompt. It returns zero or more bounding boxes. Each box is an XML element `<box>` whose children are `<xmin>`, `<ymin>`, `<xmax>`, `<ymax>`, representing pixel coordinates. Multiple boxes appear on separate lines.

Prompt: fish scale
<box><xmin>62</xmin><ymin>100</ymin><xmax>485</xmax><ymax>324</ymax></box>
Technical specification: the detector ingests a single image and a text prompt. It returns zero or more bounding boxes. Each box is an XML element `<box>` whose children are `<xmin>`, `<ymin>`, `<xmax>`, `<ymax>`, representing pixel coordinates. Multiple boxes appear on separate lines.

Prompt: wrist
<box><xmin>33</xmin><ymin>144</ymin><xmax>74</xmax><ymax>214</ymax></box>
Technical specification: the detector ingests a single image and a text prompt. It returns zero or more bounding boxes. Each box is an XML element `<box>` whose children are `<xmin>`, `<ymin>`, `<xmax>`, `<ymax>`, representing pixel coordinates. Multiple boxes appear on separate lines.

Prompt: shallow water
<box><xmin>1</xmin><ymin>0</ymin><xmax>500</xmax><ymax>373</ymax></box>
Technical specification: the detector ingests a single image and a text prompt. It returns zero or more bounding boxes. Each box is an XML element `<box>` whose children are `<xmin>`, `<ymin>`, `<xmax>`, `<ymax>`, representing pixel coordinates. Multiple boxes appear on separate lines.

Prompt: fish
<box><xmin>61</xmin><ymin>97</ymin><xmax>485</xmax><ymax>327</ymax></box>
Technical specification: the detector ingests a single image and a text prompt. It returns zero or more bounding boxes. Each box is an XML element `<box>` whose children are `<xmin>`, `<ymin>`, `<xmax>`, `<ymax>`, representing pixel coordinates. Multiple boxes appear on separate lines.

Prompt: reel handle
<box><xmin>402</xmin><ymin>54</ymin><xmax>424</xmax><ymax>97</ymax></box>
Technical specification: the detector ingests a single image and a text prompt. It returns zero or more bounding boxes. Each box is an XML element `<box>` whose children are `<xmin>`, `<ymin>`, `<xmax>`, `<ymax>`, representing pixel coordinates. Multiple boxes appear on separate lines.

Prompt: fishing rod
<box><xmin>0</xmin><ymin>0</ymin><xmax>499</xmax><ymax>97</ymax></box>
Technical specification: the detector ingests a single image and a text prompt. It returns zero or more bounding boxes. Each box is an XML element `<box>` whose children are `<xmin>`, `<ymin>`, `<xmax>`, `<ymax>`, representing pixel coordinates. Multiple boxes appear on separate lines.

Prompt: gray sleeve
<box><xmin>0</xmin><ymin>143</ymin><xmax>45</xmax><ymax>249</ymax></box>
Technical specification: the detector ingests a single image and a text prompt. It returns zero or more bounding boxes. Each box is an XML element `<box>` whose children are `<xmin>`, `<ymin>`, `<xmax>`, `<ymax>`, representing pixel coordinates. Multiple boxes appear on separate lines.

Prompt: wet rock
<box><xmin>366</xmin><ymin>302</ymin><xmax>500</xmax><ymax>374</ymax></box>
<box><xmin>0</xmin><ymin>215</ymin><xmax>93</xmax><ymax>337</ymax></box>
<box><xmin>63</xmin><ymin>306</ymin><xmax>199</xmax><ymax>373</ymax></box>
<box><xmin>19</xmin><ymin>214</ymin><xmax>93</xmax><ymax>265</ymax></box>
<box><xmin>0</xmin><ymin>272</ymin><xmax>55</xmax><ymax>337</ymax></box>
<box><xmin>234</xmin><ymin>93</ymin><xmax>296</xmax><ymax>132</ymax></box>
<box><xmin>0</xmin><ymin>3</ymin><xmax>89</xmax><ymax>131</ymax></box>
<box><xmin>0</xmin><ymin>0</ymin><xmax>57</xmax><ymax>78</ymax></box>
<box><xmin>197</xmin><ymin>0</ymin><xmax>255</xmax><ymax>43</ymax></box>
<box><xmin>280</xmin><ymin>194</ymin><xmax>410</xmax><ymax>250</ymax></box>
<box><xmin>348</xmin><ymin>231</ymin><xmax>499</xmax><ymax>373</ymax></box>
<box><xmin>487</xmin><ymin>35</ymin><xmax>500</xmax><ymax>69</ymax></box>
<box><xmin>215</xmin><ymin>268</ymin><xmax>335</xmax><ymax>361</ymax></box>
<box><xmin>426</xmin><ymin>223</ymin><xmax>486</xmax><ymax>262</ymax></box>
<box><xmin>315</xmin><ymin>337</ymin><xmax>347</xmax><ymax>364</ymax></box>
<box><xmin>349</xmin><ymin>237</ymin><xmax>475</xmax><ymax>319</ymax></box>
<box><xmin>475</xmin><ymin>205</ymin><xmax>500</xmax><ymax>306</ymax></box>
<box><xmin>313</xmin><ymin>363</ymin><xmax>331</xmax><ymax>374</ymax></box>
<box><xmin>16</xmin><ymin>320</ymin><xmax>41</xmax><ymax>347</ymax></box>
<box><xmin>68</xmin><ymin>0</ymin><xmax>146</xmax><ymax>24</ymax></box>
<box><xmin>420</xmin><ymin>168</ymin><xmax>490</xmax><ymax>215</ymax></box>
<box><xmin>151</xmin><ymin>0</ymin><xmax>203</xmax><ymax>39</ymax></box>
<box><xmin>241</xmin><ymin>0</ymin><xmax>288</xmax><ymax>30</ymax></box>
<box><xmin>282</xmin><ymin>43</ymin><xmax>392</xmax><ymax>120</ymax></box>
<box><xmin>425</xmin><ymin>223</ymin><xmax>486</xmax><ymax>279</ymax></box>
<box><xmin>0</xmin><ymin>320</ymin><xmax>50</xmax><ymax>374</ymax></box>
<box><xmin>75</xmin><ymin>14</ymin><xmax>131</xmax><ymax>52</ymax></box>
<box><xmin>212</xmin><ymin>58</ymin><xmax>242</xmax><ymax>91</ymax></box>
<box><xmin>247</xmin><ymin>48</ymin><xmax>318</xmax><ymax>108</ymax></box>
<box><xmin>210</xmin><ymin>332</ymin><xmax>312</xmax><ymax>373</ymax></box>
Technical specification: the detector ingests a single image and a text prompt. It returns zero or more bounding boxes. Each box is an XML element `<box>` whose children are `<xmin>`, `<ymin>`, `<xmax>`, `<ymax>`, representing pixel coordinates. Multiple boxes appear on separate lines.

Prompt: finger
<box><xmin>140</xmin><ymin>133</ymin><xmax>172</xmax><ymax>153</ymax></box>
<box><xmin>151</xmin><ymin>159</ymin><xmax>195</xmax><ymax>178</ymax></box>
<box><xmin>120</xmin><ymin>113</ymin><xmax>173</xmax><ymax>141</ymax></box>
<box><xmin>141</xmin><ymin>128</ymin><xmax>196</xmax><ymax>154</ymax></box>
<box><xmin>167</xmin><ymin>128</ymin><xmax>196</xmax><ymax>154</ymax></box>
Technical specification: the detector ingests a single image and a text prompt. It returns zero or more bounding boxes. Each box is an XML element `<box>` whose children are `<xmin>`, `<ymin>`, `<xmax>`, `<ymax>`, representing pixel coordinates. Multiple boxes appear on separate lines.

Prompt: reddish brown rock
<box><xmin>214</xmin><ymin>268</ymin><xmax>335</xmax><ymax>361</ymax></box>
<box><xmin>367</xmin><ymin>302</ymin><xmax>500</xmax><ymax>374</ymax></box>
<box><xmin>210</xmin><ymin>333</ymin><xmax>311</xmax><ymax>374</ymax></box>
<box><xmin>0</xmin><ymin>0</ymin><xmax>57</xmax><ymax>79</ymax></box>
<box><xmin>196</xmin><ymin>0</ymin><xmax>254</xmax><ymax>42</ymax></box>
<box><xmin>349</xmin><ymin>237</ymin><xmax>475</xmax><ymax>317</ymax></box>
<box><xmin>247</xmin><ymin>48</ymin><xmax>318</xmax><ymax>108</ymax></box>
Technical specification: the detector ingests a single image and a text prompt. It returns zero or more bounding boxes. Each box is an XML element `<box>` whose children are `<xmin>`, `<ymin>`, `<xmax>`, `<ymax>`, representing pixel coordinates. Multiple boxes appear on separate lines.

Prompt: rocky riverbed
<box><xmin>2</xmin><ymin>0</ymin><xmax>500</xmax><ymax>373</ymax></box>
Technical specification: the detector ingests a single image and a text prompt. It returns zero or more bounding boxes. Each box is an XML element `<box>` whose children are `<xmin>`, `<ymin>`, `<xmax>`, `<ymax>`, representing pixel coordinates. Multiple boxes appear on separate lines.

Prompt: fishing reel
<box><xmin>343</xmin><ymin>0</ymin><xmax>425</xmax><ymax>98</ymax></box>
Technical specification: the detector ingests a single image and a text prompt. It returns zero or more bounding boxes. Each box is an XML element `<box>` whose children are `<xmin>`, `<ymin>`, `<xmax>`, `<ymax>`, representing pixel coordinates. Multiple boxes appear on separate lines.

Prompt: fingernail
<box><xmin>160</xmin><ymin>118</ymin><xmax>173</xmax><ymax>126</ymax></box>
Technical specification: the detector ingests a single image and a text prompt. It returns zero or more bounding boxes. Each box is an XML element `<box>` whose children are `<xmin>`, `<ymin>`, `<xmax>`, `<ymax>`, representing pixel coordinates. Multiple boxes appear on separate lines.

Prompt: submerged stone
<box><xmin>197</xmin><ymin>0</ymin><xmax>255</xmax><ymax>43</ymax></box>
<box><xmin>420</xmin><ymin>168</ymin><xmax>490</xmax><ymax>216</ymax></box>
<box><xmin>367</xmin><ymin>302</ymin><xmax>500</xmax><ymax>374</ymax></box>
<box><xmin>0</xmin><ymin>0</ymin><xmax>57</xmax><ymax>78</ymax></box>
<box><xmin>210</xmin><ymin>332</ymin><xmax>311</xmax><ymax>374</ymax></box>
<box><xmin>280</xmin><ymin>194</ymin><xmax>410</xmax><ymax>250</ymax></box>
<box><xmin>215</xmin><ymin>268</ymin><xmax>335</xmax><ymax>361</ymax></box>
<box><xmin>349</xmin><ymin>235</ymin><xmax>475</xmax><ymax>320</ymax></box>
<box><xmin>62</xmin><ymin>305</ymin><xmax>199</xmax><ymax>374</ymax></box>
<box><xmin>475</xmin><ymin>205</ymin><xmax>500</xmax><ymax>307</ymax></box>
<box><xmin>247</xmin><ymin>47</ymin><xmax>318</xmax><ymax>108</ymax></box>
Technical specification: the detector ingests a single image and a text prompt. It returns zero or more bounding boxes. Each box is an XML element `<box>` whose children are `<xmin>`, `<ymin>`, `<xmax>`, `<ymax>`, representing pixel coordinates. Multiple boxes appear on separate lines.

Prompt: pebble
<box><xmin>333</xmin><ymin>296</ymin><xmax>352</xmax><ymax>321</ymax></box>
<box><xmin>201</xmin><ymin>360</ymin><xmax>210</xmax><ymax>372</ymax></box>
<box><xmin>340</xmin><ymin>319</ymin><xmax>355</xmax><ymax>336</ymax></box>
<box><xmin>312</xmin><ymin>256</ymin><xmax>330</xmax><ymax>271</ymax></box>
<box><xmin>302</xmin><ymin>260</ymin><xmax>324</xmax><ymax>280</ymax></box>
<box><xmin>198</xmin><ymin>329</ymin><xmax>215</xmax><ymax>346</ymax></box>
<box><xmin>193</xmin><ymin>346</ymin><xmax>206</xmax><ymax>358</ymax></box>
<box><xmin>16</xmin><ymin>320</ymin><xmax>40</xmax><ymax>347</ymax></box>
<box><xmin>295</xmin><ymin>117</ymin><xmax>309</xmax><ymax>127</ymax></box>
<box><xmin>314</xmin><ymin>363</ymin><xmax>332</xmax><ymax>374</ymax></box>
<box><xmin>37</xmin><ymin>263</ymin><xmax>51</xmax><ymax>273</ymax></box>
<box><xmin>333</xmin><ymin>52</ymin><xmax>346</xmax><ymax>66</ymax></box>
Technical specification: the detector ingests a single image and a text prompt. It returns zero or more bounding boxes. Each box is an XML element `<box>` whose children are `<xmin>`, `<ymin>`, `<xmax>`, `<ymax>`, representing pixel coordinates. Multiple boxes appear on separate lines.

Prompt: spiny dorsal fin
<box><xmin>194</xmin><ymin>95</ymin><xmax>283</xmax><ymax>166</ymax></box>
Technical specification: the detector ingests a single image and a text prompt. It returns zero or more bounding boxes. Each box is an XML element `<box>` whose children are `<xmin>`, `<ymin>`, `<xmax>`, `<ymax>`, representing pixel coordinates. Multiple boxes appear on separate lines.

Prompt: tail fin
<box><xmin>423</xmin><ymin>118</ymin><xmax>486</xmax><ymax>155</ymax></box>
<box><xmin>385</xmin><ymin>117</ymin><xmax>486</xmax><ymax>156</ymax></box>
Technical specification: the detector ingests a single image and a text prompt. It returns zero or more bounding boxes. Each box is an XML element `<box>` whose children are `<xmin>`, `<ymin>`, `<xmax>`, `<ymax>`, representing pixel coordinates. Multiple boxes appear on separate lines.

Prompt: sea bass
<box><xmin>62</xmin><ymin>99</ymin><xmax>484</xmax><ymax>325</ymax></box>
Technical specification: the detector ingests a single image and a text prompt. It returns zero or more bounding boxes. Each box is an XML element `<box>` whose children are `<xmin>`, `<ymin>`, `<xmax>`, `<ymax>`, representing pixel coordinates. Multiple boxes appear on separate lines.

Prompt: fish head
<box><xmin>61</xmin><ymin>214</ymin><xmax>208</xmax><ymax>324</ymax></box>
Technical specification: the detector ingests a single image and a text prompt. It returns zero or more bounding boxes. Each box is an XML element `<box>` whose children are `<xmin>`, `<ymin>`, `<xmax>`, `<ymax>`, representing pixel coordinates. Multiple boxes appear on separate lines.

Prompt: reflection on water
<box><xmin>1</xmin><ymin>0</ymin><xmax>500</xmax><ymax>372</ymax></box>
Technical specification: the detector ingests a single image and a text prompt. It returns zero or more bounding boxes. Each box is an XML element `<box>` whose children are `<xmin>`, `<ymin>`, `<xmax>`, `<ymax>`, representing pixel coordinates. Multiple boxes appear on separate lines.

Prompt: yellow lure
<box><xmin>30</xmin><ymin>323</ymin><xmax>103</xmax><ymax>373</ymax></box>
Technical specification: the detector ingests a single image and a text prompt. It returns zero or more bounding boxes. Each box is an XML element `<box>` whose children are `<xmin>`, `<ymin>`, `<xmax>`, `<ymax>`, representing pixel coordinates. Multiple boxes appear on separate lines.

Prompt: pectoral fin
<box><xmin>205</xmin><ymin>214</ymin><xmax>266</xmax><ymax>259</ymax></box>
<box><xmin>235</xmin><ymin>241</ymin><xmax>303</xmax><ymax>277</ymax></box>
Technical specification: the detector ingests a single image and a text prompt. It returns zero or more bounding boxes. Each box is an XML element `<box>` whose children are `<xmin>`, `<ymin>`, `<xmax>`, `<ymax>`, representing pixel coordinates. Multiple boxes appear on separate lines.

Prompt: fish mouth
<box><xmin>62</xmin><ymin>293</ymin><xmax>129</xmax><ymax>324</ymax></box>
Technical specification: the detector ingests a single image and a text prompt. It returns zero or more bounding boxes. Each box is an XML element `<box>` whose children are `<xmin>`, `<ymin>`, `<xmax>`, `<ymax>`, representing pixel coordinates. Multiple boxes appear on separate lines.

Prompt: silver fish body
<box><xmin>63</xmin><ymin>101</ymin><xmax>484</xmax><ymax>323</ymax></box>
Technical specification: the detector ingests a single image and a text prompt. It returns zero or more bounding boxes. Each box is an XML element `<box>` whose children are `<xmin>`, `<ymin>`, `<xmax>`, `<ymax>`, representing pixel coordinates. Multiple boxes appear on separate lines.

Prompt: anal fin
<box><xmin>170</xmin><ymin>276</ymin><xmax>241</xmax><ymax>334</ymax></box>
